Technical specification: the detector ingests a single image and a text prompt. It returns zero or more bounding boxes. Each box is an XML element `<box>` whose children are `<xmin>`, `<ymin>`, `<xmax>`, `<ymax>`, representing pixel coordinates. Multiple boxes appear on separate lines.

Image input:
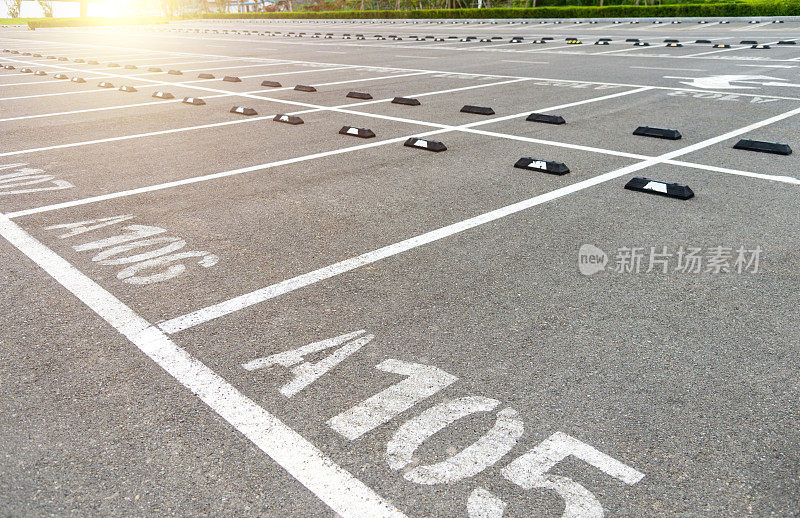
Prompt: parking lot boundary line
<box><xmin>0</xmin><ymin>210</ymin><xmax>407</xmax><ymax>518</ymax></box>
<box><xmin>156</xmin><ymin>101</ymin><xmax>800</xmax><ymax>334</ymax></box>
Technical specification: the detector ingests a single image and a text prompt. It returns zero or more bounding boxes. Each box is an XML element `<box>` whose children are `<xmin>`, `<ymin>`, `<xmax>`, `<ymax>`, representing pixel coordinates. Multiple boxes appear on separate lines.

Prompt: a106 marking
<box><xmin>0</xmin><ymin>163</ymin><xmax>73</xmax><ymax>196</ymax></box>
<box><xmin>45</xmin><ymin>214</ymin><xmax>219</xmax><ymax>285</ymax></box>
<box><xmin>0</xmin><ymin>163</ymin><xmax>218</xmax><ymax>285</ymax></box>
<box><xmin>244</xmin><ymin>330</ymin><xmax>644</xmax><ymax>516</ymax></box>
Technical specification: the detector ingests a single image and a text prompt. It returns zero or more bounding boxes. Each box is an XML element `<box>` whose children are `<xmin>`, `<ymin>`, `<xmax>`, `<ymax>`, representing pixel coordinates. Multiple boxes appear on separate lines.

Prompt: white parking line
<box><xmin>18</xmin><ymin>29</ymin><xmax>796</xmax><ymax>66</ymax></box>
<box><xmin>0</xmin><ymin>88</ymin><xmax>130</xmax><ymax>102</ymax></box>
<box><xmin>455</xmin><ymin>127</ymin><xmax>800</xmax><ymax>190</ymax></box>
<box><xmin>520</xmin><ymin>43</ymin><xmax>579</xmax><ymax>53</ymax></box>
<box><xmin>593</xmin><ymin>46</ymin><xmax>659</xmax><ymax>55</ymax></box>
<box><xmin>395</xmin><ymin>55</ymin><xmax>439</xmax><ymax>59</ymax></box>
<box><xmin>0</xmin><ymin>70</ymin><xmax>428</xmax><ymax>124</ymax></box>
<box><xmin>0</xmin><ymin>53</ymin><xmax>184</xmax><ymax>74</ymax></box>
<box><xmin>2</xmin><ymin>64</ymin><xmax>796</xmax><ymax>206</ymax></box>
<box><xmin>683</xmin><ymin>41</ymin><xmax>780</xmax><ymax>58</ymax></box>
<box><xmin>0</xmin><ymin>211</ymin><xmax>406</xmax><ymax>518</ymax></box>
<box><xmin>501</xmin><ymin>60</ymin><xmax>549</xmax><ymax>64</ymax></box>
<box><xmin>98</xmin><ymin>57</ymin><xmax>250</xmax><ymax>67</ymax></box>
<box><xmin>6</xmin><ymin>87</ymin><xmax>649</xmax><ymax>219</ymax></box>
<box><xmin>6</xmin><ymin>35</ymin><xmax>800</xmax><ymax>96</ymax></box>
<box><xmin>629</xmin><ymin>66</ymin><xmax>706</xmax><ymax>71</ymax></box>
<box><xmin>737</xmin><ymin>64</ymin><xmax>796</xmax><ymax>68</ymax></box>
<box><xmin>682</xmin><ymin>21</ymin><xmax>722</xmax><ymax>31</ymax></box>
<box><xmin>731</xmin><ymin>23</ymin><xmax>770</xmax><ymax>32</ymax></box>
<box><xmin>156</xmin><ymin>102</ymin><xmax>800</xmax><ymax>334</ymax></box>
<box><xmin>0</xmin><ymin>58</ymin><xmax>245</xmax><ymax>86</ymax></box>
<box><xmin>23</xmin><ymin>52</ymin><xmax>163</xmax><ymax>61</ymax></box>
<box><xmin>0</xmin><ymin>60</ymin><xmax>352</xmax><ymax>102</ymax></box>
<box><xmin>585</xmin><ymin>23</ymin><xmax>618</xmax><ymax>31</ymax></box>
<box><xmin>0</xmin><ymin>74</ymin><xmax>512</xmax><ymax>152</ymax></box>
<box><xmin>629</xmin><ymin>23</ymin><xmax>667</xmax><ymax>31</ymax></box>
<box><xmin>665</xmin><ymin>159</ymin><xmax>800</xmax><ymax>184</ymax></box>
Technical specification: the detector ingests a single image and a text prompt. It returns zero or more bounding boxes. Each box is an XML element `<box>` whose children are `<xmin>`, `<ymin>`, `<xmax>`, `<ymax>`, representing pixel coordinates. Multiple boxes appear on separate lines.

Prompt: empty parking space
<box><xmin>15</xmin><ymin>132</ymin><xmax>639</xmax><ymax>323</ymax></box>
<box><xmin>168</xmin><ymin>159</ymin><xmax>799</xmax><ymax>517</ymax></box>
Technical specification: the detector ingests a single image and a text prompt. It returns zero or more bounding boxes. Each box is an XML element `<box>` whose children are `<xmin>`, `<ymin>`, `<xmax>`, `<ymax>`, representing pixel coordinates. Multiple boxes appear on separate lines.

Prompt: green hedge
<box><xmin>294</xmin><ymin>0</ymin><xmax>733</xmax><ymax>10</ymax></box>
<box><xmin>0</xmin><ymin>18</ymin><xmax>43</xmax><ymax>25</ymax></box>
<box><xmin>532</xmin><ymin>0</ymin><xmax>732</xmax><ymax>5</ymax></box>
<box><xmin>27</xmin><ymin>16</ymin><xmax>166</xmax><ymax>29</ymax></box>
<box><xmin>197</xmin><ymin>1</ymin><xmax>799</xmax><ymax>18</ymax></box>
<box><xmin>21</xmin><ymin>0</ymin><xmax>800</xmax><ymax>28</ymax></box>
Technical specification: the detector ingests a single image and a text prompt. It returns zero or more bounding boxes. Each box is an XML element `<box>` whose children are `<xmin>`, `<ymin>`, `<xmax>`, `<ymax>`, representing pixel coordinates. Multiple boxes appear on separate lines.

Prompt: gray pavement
<box><xmin>0</xmin><ymin>17</ymin><xmax>798</xmax><ymax>517</ymax></box>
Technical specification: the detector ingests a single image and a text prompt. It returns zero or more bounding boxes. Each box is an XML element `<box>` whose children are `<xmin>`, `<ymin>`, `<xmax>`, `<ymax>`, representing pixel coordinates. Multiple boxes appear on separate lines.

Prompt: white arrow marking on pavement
<box><xmin>667</xmin><ymin>74</ymin><xmax>787</xmax><ymax>90</ymax></box>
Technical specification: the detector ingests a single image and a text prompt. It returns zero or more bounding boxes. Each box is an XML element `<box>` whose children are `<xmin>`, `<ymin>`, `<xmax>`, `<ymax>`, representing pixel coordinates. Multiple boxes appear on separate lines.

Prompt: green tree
<box><xmin>37</xmin><ymin>0</ymin><xmax>53</xmax><ymax>16</ymax></box>
<box><xmin>4</xmin><ymin>0</ymin><xmax>21</xmax><ymax>17</ymax></box>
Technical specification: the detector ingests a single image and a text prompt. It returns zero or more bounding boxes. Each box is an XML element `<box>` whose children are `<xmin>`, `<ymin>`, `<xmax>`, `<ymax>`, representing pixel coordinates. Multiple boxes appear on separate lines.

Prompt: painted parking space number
<box><xmin>244</xmin><ymin>330</ymin><xmax>644</xmax><ymax>516</ymax></box>
<box><xmin>45</xmin><ymin>214</ymin><xmax>219</xmax><ymax>285</ymax></box>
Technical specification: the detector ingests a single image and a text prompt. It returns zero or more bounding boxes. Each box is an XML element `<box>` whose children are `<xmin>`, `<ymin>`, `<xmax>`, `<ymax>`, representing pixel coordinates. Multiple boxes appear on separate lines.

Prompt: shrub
<box><xmin>28</xmin><ymin>16</ymin><xmax>165</xmax><ymax>29</ymax></box>
<box><xmin>194</xmin><ymin>2</ymin><xmax>800</xmax><ymax>19</ymax></box>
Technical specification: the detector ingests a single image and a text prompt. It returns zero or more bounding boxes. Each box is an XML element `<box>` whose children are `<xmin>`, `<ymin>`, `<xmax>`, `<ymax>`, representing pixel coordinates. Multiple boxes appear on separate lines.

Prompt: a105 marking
<box><xmin>244</xmin><ymin>330</ymin><xmax>644</xmax><ymax>516</ymax></box>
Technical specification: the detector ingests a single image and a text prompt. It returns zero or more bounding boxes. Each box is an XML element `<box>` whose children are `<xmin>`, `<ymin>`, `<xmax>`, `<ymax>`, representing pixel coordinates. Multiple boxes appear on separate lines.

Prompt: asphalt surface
<box><xmin>0</xmin><ymin>17</ymin><xmax>799</xmax><ymax>517</ymax></box>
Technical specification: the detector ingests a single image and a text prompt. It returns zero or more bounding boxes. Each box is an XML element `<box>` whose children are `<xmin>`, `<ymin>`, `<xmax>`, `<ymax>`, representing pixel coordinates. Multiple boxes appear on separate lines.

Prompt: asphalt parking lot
<box><xmin>0</xmin><ymin>17</ymin><xmax>798</xmax><ymax>517</ymax></box>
